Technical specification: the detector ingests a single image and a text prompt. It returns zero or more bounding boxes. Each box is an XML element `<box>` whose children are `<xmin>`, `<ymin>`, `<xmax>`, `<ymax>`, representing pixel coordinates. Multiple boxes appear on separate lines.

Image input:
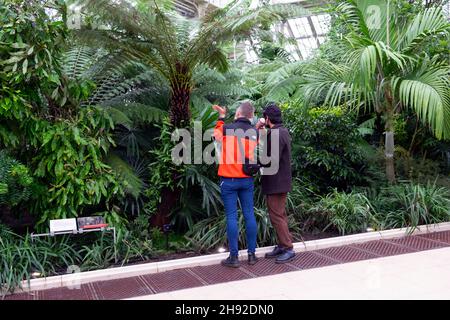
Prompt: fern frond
<box><xmin>109</xmin><ymin>103</ymin><xmax>168</xmax><ymax>124</ymax></box>
<box><xmin>105</xmin><ymin>153</ymin><xmax>144</xmax><ymax>198</ymax></box>
<box><xmin>63</xmin><ymin>46</ymin><xmax>101</xmax><ymax>80</ymax></box>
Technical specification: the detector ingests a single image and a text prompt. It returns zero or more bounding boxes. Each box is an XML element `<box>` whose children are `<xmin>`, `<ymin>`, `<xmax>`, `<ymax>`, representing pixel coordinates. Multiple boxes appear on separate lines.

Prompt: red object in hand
<box><xmin>81</xmin><ymin>224</ymin><xmax>109</xmax><ymax>229</ymax></box>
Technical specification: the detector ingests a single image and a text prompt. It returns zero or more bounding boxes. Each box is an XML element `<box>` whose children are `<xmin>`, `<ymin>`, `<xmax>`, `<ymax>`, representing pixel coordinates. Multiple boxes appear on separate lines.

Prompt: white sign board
<box><xmin>50</xmin><ymin>218</ymin><xmax>77</xmax><ymax>233</ymax></box>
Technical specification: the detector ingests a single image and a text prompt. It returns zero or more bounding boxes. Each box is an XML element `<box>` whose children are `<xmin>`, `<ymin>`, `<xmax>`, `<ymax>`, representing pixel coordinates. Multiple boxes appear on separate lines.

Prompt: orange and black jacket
<box><xmin>214</xmin><ymin>117</ymin><xmax>258</xmax><ymax>178</ymax></box>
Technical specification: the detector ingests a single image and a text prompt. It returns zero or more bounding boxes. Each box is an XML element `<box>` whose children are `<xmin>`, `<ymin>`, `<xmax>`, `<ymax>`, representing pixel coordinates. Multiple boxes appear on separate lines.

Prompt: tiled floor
<box><xmin>5</xmin><ymin>231</ymin><xmax>450</xmax><ymax>300</ymax></box>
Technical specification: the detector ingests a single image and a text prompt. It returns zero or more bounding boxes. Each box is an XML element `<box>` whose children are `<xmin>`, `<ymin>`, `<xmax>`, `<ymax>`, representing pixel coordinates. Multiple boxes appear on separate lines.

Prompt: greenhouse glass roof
<box><xmin>65</xmin><ymin>0</ymin><xmax>448</xmax><ymax>63</ymax></box>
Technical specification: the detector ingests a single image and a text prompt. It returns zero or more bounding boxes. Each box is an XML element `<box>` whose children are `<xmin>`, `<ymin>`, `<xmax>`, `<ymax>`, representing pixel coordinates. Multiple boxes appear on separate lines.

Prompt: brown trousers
<box><xmin>266</xmin><ymin>193</ymin><xmax>293</xmax><ymax>249</ymax></box>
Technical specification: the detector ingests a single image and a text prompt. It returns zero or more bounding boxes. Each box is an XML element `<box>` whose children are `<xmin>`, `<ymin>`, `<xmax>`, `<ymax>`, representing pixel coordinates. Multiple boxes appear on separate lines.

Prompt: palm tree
<box><xmin>75</xmin><ymin>0</ymin><xmax>308</xmax><ymax>127</ymax></box>
<box><xmin>302</xmin><ymin>0</ymin><xmax>450</xmax><ymax>183</ymax></box>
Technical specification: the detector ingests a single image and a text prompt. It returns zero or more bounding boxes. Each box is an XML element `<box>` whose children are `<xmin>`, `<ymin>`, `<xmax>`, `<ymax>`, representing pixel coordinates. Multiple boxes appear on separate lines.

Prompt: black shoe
<box><xmin>265</xmin><ymin>246</ymin><xmax>285</xmax><ymax>259</ymax></box>
<box><xmin>221</xmin><ymin>255</ymin><xmax>240</xmax><ymax>268</ymax></box>
<box><xmin>275</xmin><ymin>249</ymin><xmax>295</xmax><ymax>264</ymax></box>
<box><xmin>248</xmin><ymin>253</ymin><xmax>258</xmax><ymax>266</ymax></box>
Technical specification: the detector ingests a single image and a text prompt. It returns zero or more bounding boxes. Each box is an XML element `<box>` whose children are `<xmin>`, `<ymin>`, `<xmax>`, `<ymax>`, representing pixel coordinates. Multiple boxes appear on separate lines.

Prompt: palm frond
<box><xmin>192</xmin><ymin>66</ymin><xmax>227</xmax><ymax>83</ymax></box>
<box><xmin>302</xmin><ymin>60</ymin><xmax>361</xmax><ymax>107</ymax></box>
<box><xmin>101</xmin><ymin>106</ymin><xmax>133</xmax><ymax>129</ymax></box>
<box><xmin>265</xmin><ymin>75</ymin><xmax>304</xmax><ymax>103</ymax></box>
<box><xmin>391</xmin><ymin>60</ymin><xmax>450</xmax><ymax>140</ymax></box>
<box><xmin>399</xmin><ymin>7</ymin><xmax>450</xmax><ymax>52</ymax></box>
<box><xmin>334</xmin><ymin>0</ymin><xmax>371</xmax><ymax>38</ymax></box>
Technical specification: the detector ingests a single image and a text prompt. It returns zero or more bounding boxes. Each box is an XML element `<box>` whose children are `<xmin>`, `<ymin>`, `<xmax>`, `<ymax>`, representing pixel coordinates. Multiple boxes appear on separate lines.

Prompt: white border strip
<box><xmin>15</xmin><ymin>221</ymin><xmax>450</xmax><ymax>293</ymax></box>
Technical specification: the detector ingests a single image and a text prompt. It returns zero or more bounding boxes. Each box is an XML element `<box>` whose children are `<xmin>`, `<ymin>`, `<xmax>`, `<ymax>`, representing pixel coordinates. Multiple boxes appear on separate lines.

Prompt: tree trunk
<box><xmin>385</xmin><ymin>106</ymin><xmax>396</xmax><ymax>184</ymax></box>
<box><xmin>169</xmin><ymin>64</ymin><xmax>192</xmax><ymax>128</ymax></box>
<box><xmin>151</xmin><ymin>73</ymin><xmax>190</xmax><ymax>228</ymax></box>
<box><xmin>169</xmin><ymin>86</ymin><xmax>191</xmax><ymax>128</ymax></box>
<box><xmin>385</xmin><ymin>130</ymin><xmax>395</xmax><ymax>183</ymax></box>
<box><xmin>150</xmin><ymin>186</ymin><xmax>180</xmax><ymax>229</ymax></box>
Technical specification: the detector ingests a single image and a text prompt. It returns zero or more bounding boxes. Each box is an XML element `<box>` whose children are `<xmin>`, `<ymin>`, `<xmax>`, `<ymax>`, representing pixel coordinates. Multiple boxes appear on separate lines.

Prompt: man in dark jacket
<box><xmin>257</xmin><ymin>103</ymin><xmax>295</xmax><ymax>263</ymax></box>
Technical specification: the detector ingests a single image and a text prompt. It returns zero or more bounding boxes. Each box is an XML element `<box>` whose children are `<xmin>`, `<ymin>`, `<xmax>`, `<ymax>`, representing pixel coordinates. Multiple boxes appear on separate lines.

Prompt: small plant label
<box><xmin>49</xmin><ymin>218</ymin><xmax>77</xmax><ymax>233</ymax></box>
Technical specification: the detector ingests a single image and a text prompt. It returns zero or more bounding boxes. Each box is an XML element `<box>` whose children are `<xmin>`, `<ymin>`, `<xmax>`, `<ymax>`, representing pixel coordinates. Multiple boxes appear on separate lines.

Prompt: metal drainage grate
<box><xmin>3</xmin><ymin>291</ymin><xmax>38</xmax><ymax>301</ymax></box>
<box><xmin>189</xmin><ymin>263</ymin><xmax>253</xmax><ymax>285</ymax></box>
<box><xmin>141</xmin><ymin>269</ymin><xmax>205</xmax><ymax>294</ymax></box>
<box><xmin>242</xmin><ymin>258</ymin><xmax>299</xmax><ymax>277</ymax></box>
<box><xmin>314</xmin><ymin>246</ymin><xmax>378</xmax><ymax>263</ymax></box>
<box><xmin>289</xmin><ymin>251</ymin><xmax>340</xmax><ymax>269</ymax></box>
<box><xmin>40</xmin><ymin>284</ymin><xmax>97</xmax><ymax>300</ymax></box>
<box><xmin>386</xmin><ymin>235</ymin><xmax>448</xmax><ymax>252</ymax></box>
<box><xmin>417</xmin><ymin>231</ymin><xmax>450</xmax><ymax>245</ymax></box>
<box><xmin>350</xmin><ymin>240</ymin><xmax>414</xmax><ymax>257</ymax></box>
<box><xmin>94</xmin><ymin>276</ymin><xmax>152</xmax><ymax>300</ymax></box>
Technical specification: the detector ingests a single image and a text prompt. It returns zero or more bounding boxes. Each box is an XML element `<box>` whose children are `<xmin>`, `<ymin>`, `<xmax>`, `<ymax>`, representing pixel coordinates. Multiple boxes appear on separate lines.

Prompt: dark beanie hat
<box><xmin>263</xmin><ymin>103</ymin><xmax>282</xmax><ymax>124</ymax></box>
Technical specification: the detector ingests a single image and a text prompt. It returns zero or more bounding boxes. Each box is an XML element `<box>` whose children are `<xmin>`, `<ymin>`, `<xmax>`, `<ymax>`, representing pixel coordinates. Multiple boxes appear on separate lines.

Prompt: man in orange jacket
<box><xmin>213</xmin><ymin>102</ymin><xmax>258</xmax><ymax>268</ymax></box>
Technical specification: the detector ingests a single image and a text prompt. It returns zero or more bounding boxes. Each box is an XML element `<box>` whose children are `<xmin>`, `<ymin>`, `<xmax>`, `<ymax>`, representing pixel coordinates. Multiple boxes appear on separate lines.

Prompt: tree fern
<box><xmin>75</xmin><ymin>0</ymin><xmax>309</xmax><ymax>126</ymax></box>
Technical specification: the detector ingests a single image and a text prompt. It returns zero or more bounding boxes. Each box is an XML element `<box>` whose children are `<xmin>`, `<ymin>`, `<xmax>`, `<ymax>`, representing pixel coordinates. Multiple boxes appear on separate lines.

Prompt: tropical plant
<box><xmin>0</xmin><ymin>0</ymin><xmax>127</xmax><ymax>227</ymax></box>
<box><xmin>244</xmin><ymin>59</ymin><xmax>306</xmax><ymax>106</ymax></box>
<box><xmin>186</xmin><ymin>206</ymin><xmax>301</xmax><ymax>252</ymax></box>
<box><xmin>0</xmin><ymin>223</ymin><xmax>14</xmax><ymax>242</ymax></box>
<box><xmin>284</xmin><ymin>104</ymin><xmax>374</xmax><ymax>190</ymax></box>
<box><xmin>0</xmin><ymin>151</ymin><xmax>33</xmax><ymax>208</ymax></box>
<box><xmin>30</xmin><ymin>107</ymin><xmax>123</xmax><ymax>225</ymax></box>
<box><xmin>63</xmin><ymin>46</ymin><xmax>170</xmax><ymax>122</ymax></box>
<box><xmin>173</xmin><ymin>165</ymin><xmax>222</xmax><ymax>231</ymax></box>
<box><xmin>373</xmin><ymin>181</ymin><xmax>450</xmax><ymax>231</ymax></box>
<box><xmin>0</xmin><ymin>234</ymin><xmax>81</xmax><ymax>296</ymax></box>
<box><xmin>310</xmin><ymin>190</ymin><xmax>376</xmax><ymax>236</ymax></box>
<box><xmin>62</xmin><ymin>47</ymin><xmax>165</xmax><ymax>215</ymax></box>
<box><xmin>75</xmin><ymin>0</ymin><xmax>308</xmax><ymax>127</ymax></box>
<box><xmin>302</xmin><ymin>0</ymin><xmax>450</xmax><ymax>183</ymax></box>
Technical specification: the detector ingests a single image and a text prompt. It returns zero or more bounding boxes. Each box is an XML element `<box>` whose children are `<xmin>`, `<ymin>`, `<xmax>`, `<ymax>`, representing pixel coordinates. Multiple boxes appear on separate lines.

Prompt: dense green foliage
<box><xmin>0</xmin><ymin>0</ymin><xmax>449</xmax><ymax>295</ymax></box>
<box><xmin>373</xmin><ymin>182</ymin><xmax>450</xmax><ymax>230</ymax></box>
<box><xmin>31</xmin><ymin>107</ymin><xmax>122</xmax><ymax>223</ymax></box>
<box><xmin>1</xmin><ymin>0</ymin><xmax>125</xmax><ymax>228</ymax></box>
<box><xmin>0</xmin><ymin>151</ymin><xmax>33</xmax><ymax>207</ymax></box>
<box><xmin>285</xmin><ymin>105</ymin><xmax>372</xmax><ymax>190</ymax></box>
<box><xmin>303</xmin><ymin>0</ymin><xmax>450</xmax><ymax>182</ymax></box>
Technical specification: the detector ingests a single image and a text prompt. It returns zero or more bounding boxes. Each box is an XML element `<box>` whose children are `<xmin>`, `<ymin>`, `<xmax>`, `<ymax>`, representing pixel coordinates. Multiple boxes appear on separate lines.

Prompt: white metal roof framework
<box><xmin>176</xmin><ymin>0</ymin><xmax>450</xmax><ymax>62</ymax></box>
<box><xmin>175</xmin><ymin>0</ymin><xmax>331</xmax><ymax>62</ymax></box>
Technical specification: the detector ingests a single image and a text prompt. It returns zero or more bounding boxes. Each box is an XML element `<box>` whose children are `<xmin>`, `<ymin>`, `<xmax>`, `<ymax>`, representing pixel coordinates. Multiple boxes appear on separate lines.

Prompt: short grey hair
<box><xmin>237</xmin><ymin>101</ymin><xmax>255</xmax><ymax>119</ymax></box>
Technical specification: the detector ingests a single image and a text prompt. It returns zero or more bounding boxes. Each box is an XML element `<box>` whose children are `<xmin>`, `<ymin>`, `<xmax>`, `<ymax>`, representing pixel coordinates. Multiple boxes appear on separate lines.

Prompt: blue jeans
<box><xmin>220</xmin><ymin>177</ymin><xmax>257</xmax><ymax>256</ymax></box>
